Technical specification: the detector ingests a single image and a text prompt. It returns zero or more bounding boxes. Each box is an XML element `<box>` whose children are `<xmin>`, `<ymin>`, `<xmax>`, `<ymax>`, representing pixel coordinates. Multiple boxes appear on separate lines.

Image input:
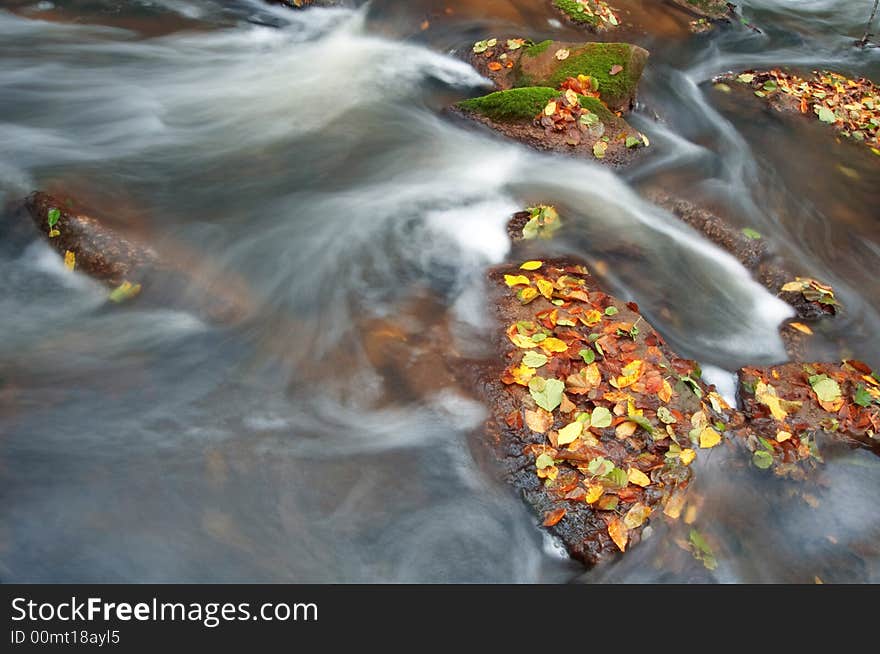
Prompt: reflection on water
<box><xmin>0</xmin><ymin>0</ymin><xmax>878</xmax><ymax>582</ymax></box>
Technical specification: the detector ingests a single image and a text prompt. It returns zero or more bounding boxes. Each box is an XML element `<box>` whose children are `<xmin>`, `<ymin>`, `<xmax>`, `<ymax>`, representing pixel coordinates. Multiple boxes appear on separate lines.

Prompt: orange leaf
<box><xmin>543</xmin><ymin>507</ymin><xmax>566</xmax><ymax>527</ymax></box>
<box><xmin>608</xmin><ymin>517</ymin><xmax>629</xmax><ymax>552</ymax></box>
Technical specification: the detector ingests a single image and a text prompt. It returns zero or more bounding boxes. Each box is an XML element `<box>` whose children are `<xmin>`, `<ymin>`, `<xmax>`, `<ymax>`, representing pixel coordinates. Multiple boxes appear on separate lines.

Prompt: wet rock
<box><xmin>481</xmin><ymin>256</ymin><xmax>740</xmax><ymax>565</ymax></box>
<box><xmin>668</xmin><ymin>0</ymin><xmax>735</xmax><ymax>21</ymax></box>
<box><xmin>467</xmin><ymin>39</ymin><xmax>648</xmax><ymax>114</ymax></box>
<box><xmin>548</xmin><ymin>0</ymin><xmax>622</xmax><ymax>32</ymax></box>
<box><xmin>737</xmin><ymin>361</ymin><xmax>880</xmax><ymax>478</ymax></box>
<box><xmin>25</xmin><ymin>191</ymin><xmax>158</xmax><ymax>287</ymax></box>
<box><xmin>453</xmin><ymin>87</ymin><xmax>645</xmax><ymax>167</ymax></box>
<box><xmin>265</xmin><ymin>0</ymin><xmax>341</xmax><ymax>8</ymax></box>
<box><xmin>649</xmin><ymin>192</ymin><xmax>839</xmax><ymax>324</ymax></box>
<box><xmin>24</xmin><ymin>191</ymin><xmax>253</xmax><ymax>323</ymax></box>
<box><xmin>716</xmin><ymin>69</ymin><xmax>880</xmax><ymax>156</ymax></box>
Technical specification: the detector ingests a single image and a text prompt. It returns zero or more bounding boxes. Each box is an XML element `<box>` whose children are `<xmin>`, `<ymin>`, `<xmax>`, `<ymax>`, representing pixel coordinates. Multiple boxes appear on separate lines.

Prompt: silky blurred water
<box><xmin>0</xmin><ymin>0</ymin><xmax>878</xmax><ymax>582</ymax></box>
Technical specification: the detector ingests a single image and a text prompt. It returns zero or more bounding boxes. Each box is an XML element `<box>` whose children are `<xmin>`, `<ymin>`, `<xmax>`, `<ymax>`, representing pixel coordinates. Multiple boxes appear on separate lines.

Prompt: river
<box><xmin>0</xmin><ymin>0</ymin><xmax>878</xmax><ymax>582</ymax></box>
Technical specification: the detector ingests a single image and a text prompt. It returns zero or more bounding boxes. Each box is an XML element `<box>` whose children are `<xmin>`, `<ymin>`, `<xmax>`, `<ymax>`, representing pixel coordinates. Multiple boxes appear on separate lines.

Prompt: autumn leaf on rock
<box><xmin>529</xmin><ymin>376</ymin><xmax>565</xmax><ymax>412</ymax></box>
<box><xmin>525</xmin><ymin>408</ymin><xmax>554</xmax><ymax>434</ymax></box>
<box><xmin>608</xmin><ymin>517</ymin><xmax>628</xmax><ymax>552</ymax></box>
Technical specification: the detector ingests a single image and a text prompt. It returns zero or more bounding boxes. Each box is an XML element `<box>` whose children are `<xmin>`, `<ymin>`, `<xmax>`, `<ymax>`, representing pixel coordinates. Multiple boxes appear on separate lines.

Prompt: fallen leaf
<box><xmin>584</xmin><ymin>483</ymin><xmax>604</xmax><ymax>504</ymax></box>
<box><xmin>609</xmin><ymin>64</ymin><xmax>623</xmax><ymax>76</ymax></box>
<box><xmin>522</xmin><ymin>351</ymin><xmax>548</xmax><ymax>368</ymax></box>
<box><xmin>487</xmin><ymin>61</ymin><xmax>503</xmax><ymax>72</ymax></box>
<box><xmin>63</xmin><ymin>250</ymin><xmax>75</xmax><ymax>271</ymax></box>
<box><xmin>543</xmin><ymin>507</ymin><xmax>566</xmax><ymax>527</ymax></box>
<box><xmin>520</xmin><ymin>260</ymin><xmax>543</xmax><ymax>271</ymax></box>
<box><xmin>623</xmin><ymin>502</ymin><xmax>651</xmax><ymax>529</ymax></box>
<box><xmin>591</xmin><ymin>406</ymin><xmax>613</xmax><ymax>429</ymax></box>
<box><xmin>699</xmin><ymin>426</ymin><xmax>722</xmax><ymax>449</ymax></box>
<box><xmin>109</xmin><ymin>281</ymin><xmax>142</xmax><ymax>303</ymax></box>
<box><xmin>608</xmin><ymin>517</ymin><xmax>628</xmax><ymax>552</ymax></box>
<box><xmin>789</xmin><ymin>322</ymin><xmax>813</xmax><ymax>335</ymax></box>
<box><xmin>525</xmin><ymin>408</ymin><xmax>554</xmax><ymax>434</ymax></box>
<box><xmin>627</xmin><ymin>467</ymin><xmax>650</xmax><ymax>488</ymax></box>
<box><xmin>555</xmin><ymin>48</ymin><xmax>570</xmax><ymax>61</ymax></box>
<box><xmin>556</xmin><ymin>421</ymin><xmax>583</xmax><ymax>445</ymax></box>
<box><xmin>504</xmin><ymin>274</ymin><xmax>530</xmax><ymax>287</ymax></box>
<box><xmin>529</xmin><ymin>377</ymin><xmax>565</xmax><ymax>412</ymax></box>
<box><xmin>680</xmin><ymin>448</ymin><xmax>696</xmax><ymax>465</ymax></box>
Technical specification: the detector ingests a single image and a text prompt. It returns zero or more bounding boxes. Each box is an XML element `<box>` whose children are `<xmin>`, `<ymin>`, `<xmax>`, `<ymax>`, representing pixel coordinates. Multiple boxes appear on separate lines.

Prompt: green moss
<box><xmin>542</xmin><ymin>43</ymin><xmax>640</xmax><ymax>108</ymax></box>
<box><xmin>553</xmin><ymin>0</ymin><xmax>599</xmax><ymax>25</ymax></box>
<box><xmin>457</xmin><ymin>87</ymin><xmax>559</xmax><ymax>122</ymax></box>
<box><xmin>578</xmin><ymin>95</ymin><xmax>616</xmax><ymax>123</ymax></box>
<box><xmin>523</xmin><ymin>40</ymin><xmax>552</xmax><ymax>57</ymax></box>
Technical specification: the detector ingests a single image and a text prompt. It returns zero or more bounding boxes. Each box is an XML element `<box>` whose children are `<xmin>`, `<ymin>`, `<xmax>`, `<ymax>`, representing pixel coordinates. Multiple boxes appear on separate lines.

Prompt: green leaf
<box><xmin>47</xmin><ymin>208</ymin><xmax>61</xmax><ymax>228</ymax></box>
<box><xmin>578</xmin><ymin>348</ymin><xmax>595</xmax><ymax>364</ymax></box>
<box><xmin>587</xmin><ymin>456</ymin><xmax>614</xmax><ymax>477</ymax></box>
<box><xmin>108</xmin><ymin>281</ymin><xmax>142</xmax><ymax>304</ymax></box>
<box><xmin>817</xmin><ymin>106</ymin><xmax>837</xmax><ymax>124</ymax></box>
<box><xmin>528</xmin><ymin>377</ymin><xmax>565</xmax><ymax>412</ymax></box>
<box><xmin>762</xmin><ymin>80</ymin><xmax>778</xmax><ymax>92</ymax></box>
<box><xmin>627</xmin><ymin>409</ymin><xmax>655</xmax><ymax>435</ymax></box>
<box><xmin>522</xmin><ymin>351</ymin><xmax>548</xmax><ymax>368</ymax></box>
<box><xmin>625</xmin><ymin>136</ymin><xmax>640</xmax><ymax>149</ymax></box>
<box><xmin>604</xmin><ymin>306</ymin><xmax>619</xmax><ymax>316</ymax></box>
<box><xmin>752</xmin><ymin>450</ymin><xmax>773</xmax><ymax>470</ymax></box>
<box><xmin>737</xmin><ymin>73</ymin><xmax>755</xmax><ymax>84</ymax></box>
<box><xmin>741</xmin><ymin>227</ymin><xmax>762</xmax><ymax>240</ymax></box>
<box><xmin>657</xmin><ymin>406</ymin><xmax>676</xmax><ymax>424</ymax></box>
<box><xmin>535</xmin><ymin>453</ymin><xmax>555</xmax><ymax>469</ymax></box>
<box><xmin>590</xmin><ymin>406</ymin><xmax>612</xmax><ymax>429</ymax></box>
<box><xmin>853</xmin><ymin>384</ymin><xmax>873</xmax><ymax>408</ymax></box>
<box><xmin>688</xmin><ymin>529</ymin><xmax>718</xmax><ymax>570</ymax></box>
<box><xmin>808</xmin><ymin>374</ymin><xmax>841</xmax><ymax>403</ymax></box>
<box><xmin>603</xmin><ymin>466</ymin><xmax>628</xmax><ymax>489</ymax></box>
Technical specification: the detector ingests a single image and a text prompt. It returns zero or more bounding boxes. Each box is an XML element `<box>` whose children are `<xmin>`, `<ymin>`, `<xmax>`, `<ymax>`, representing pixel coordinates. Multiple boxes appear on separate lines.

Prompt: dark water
<box><xmin>0</xmin><ymin>0</ymin><xmax>878</xmax><ymax>582</ymax></box>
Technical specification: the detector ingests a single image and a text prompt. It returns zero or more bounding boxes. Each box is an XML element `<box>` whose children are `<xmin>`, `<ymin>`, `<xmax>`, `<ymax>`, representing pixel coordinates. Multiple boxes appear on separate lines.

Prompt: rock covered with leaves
<box><xmin>549</xmin><ymin>0</ymin><xmax>622</xmax><ymax>32</ymax></box>
<box><xmin>722</xmin><ymin>69</ymin><xmax>880</xmax><ymax>156</ymax></box>
<box><xmin>737</xmin><ymin>361</ymin><xmax>880</xmax><ymax>478</ymax></box>
<box><xmin>484</xmin><ymin>246</ymin><xmax>740</xmax><ymax>564</ymax></box>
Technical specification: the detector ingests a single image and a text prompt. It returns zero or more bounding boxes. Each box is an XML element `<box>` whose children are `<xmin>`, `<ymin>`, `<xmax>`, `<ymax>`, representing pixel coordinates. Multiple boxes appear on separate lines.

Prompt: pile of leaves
<box><xmin>496</xmin><ymin>259</ymin><xmax>736</xmax><ymax>557</ymax></box>
<box><xmin>739</xmin><ymin>361</ymin><xmax>880</xmax><ymax>478</ymax></box>
<box><xmin>778</xmin><ymin>277</ymin><xmax>839</xmax><ymax>316</ymax></box>
<box><xmin>733</xmin><ymin>69</ymin><xmax>880</xmax><ymax>155</ymax></box>
<box><xmin>471</xmin><ymin>37</ymin><xmax>527</xmax><ymax>72</ymax></box>
<box><xmin>522</xmin><ymin>205</ymin><xmax>562</xmax><ymax>240</ymax></box>
<box><xmin>534</xmin><ymin>81</ymin><xmax>647</xmax><ymax>156</ymax></box>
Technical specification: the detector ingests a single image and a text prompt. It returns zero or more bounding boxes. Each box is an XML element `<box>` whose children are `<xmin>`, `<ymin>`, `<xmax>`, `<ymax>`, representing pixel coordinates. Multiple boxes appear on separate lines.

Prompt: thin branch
<box><xmin>857</xmin><ymin>0</ymin><xmax>880</xmax><ymax>47</ymax></box>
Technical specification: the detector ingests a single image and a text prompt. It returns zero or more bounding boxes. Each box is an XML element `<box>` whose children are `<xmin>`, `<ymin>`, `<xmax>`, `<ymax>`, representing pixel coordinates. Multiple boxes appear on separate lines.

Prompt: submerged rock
<box><xmin>482</xmin><ymin>251</ymin><xmax>740</xmax><ymax>565</ymax></box>
<box><xmin>737</xmin><ymin>361</ymin><xmax>880</xmax><ymax>477</ymax></box>
<box><xmin>649</xmin><ymin>193</ymin><xmax>840</xmax><ymax>326</ymax></box>
<box><xmin>24</xmin><ymin>191</ymin><xmax>252</xmax><ymax>323</ymax></box>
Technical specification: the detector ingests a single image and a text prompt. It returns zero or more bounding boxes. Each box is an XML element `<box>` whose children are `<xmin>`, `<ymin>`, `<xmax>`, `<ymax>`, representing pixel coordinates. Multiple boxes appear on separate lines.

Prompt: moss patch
<box><xmin>457</xmin><ymin>87</ymin><xmax>560</xmax><ymax>122</ymax></box>
<box><xmin>553</xmin><ymin>0</ymin><xmax>599</xmax><ymax>26</ymax></box>
<box><xmin>523</xmin><ymin>39</ymin><xmax>552</xmax><ymax>57</ymax></box>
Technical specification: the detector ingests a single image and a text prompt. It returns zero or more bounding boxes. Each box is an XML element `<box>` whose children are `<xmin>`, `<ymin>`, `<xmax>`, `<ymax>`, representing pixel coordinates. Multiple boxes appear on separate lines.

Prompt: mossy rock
<box><xmin>550</xmin><ymin>0</ymin><xmax>620</xmax><ymax>30</ymax></box>
<box><xmin>669</xmin><ymin>0</ymin><xmax>734</xmax><ymax>20</ymax></box>
<box><xmin>457</xmin><ymin>87</ymin><xmax>615</xmax><ymax>124</ymax></box>
<box><xmin>515</xmin><ymin>41</ymin><xmax>648</xmax><ymax>113</ymax></box>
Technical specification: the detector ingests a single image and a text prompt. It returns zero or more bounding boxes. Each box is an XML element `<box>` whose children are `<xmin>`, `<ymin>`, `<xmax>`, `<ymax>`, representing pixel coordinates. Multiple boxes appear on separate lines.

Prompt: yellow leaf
<box><xmin>556</xmin><ymin>421</ymin><xmax>583</xmax><ymax>446</ymax></box>
<box><xmin>511</xmin><ymin>362</ymin><xmax>536</xmax><ymax>386</ymax></box>
<box><xmin>536</xmin><ymin>279</ymin><xmax>554</xmax><ymax>300</ymax></box>
<box><xmin>544</xmin><ymin>100</ymin><xmax>557</xmax><ymax>116</ymax></box>
<box><xmin>564</xmin><ymin>88</ymin><xmax>579</xmax><ymax>106</ymax></box>
<box><xmin>680</xmin><ymin>448</ymin><xmax>696</xmax><ymax>465</ymax></box>
<box><xmin>623</xmin><ymin>502</ymin><xmax>651</xmax><ymax>529</ymax></box>
<box><xmin>524</xmin><ymin>408</ymin><xmax>553</xmax><ymax>434</ymax></box>
<box><xmin>684</xmin><ymin>505</ymin><xmax>698</xmax><ymax>525</ymax></box>
<box><xmin>755</xmin><ymin>380</ymin><xmax>794</xmax><ymax>422</ymax></box>
<box><xmin>663</xmin><ymin>491</ymin><xmax>686</xmax><ymax>519</ymax></box>
<box><xmin>613</xmin><ymin>359</ymin><xmax>644</xmax><ymax>389</ymax></box>
<box><xmin>608</xmin><ymin>517</ymin><xmax>628</xmax><ymax>552</ymax></box>
<box><xmin>584</xmin><ymin>310</ymin><xmax>602</xmax><ymax>325</ymax></box>
<box><xmin>584</xmin><ymin>483</ymin><xmax>604</xmax><ymax>504</ymax></box>
<box><xmin>506</xmin><ymin>324</ymin><xmax>538</xmax><ymax>349</ymax></box>
<box><xmin>658</xmin><ymin>379</ymin><xmax>673</xmax><ymax>403</ymax></box>
<box><xmin>64</xmin><ymin>250</ymin><xmax>75</xmax><ymax>271</ymax></box>
<box><xmin>699</xmin><ymin>427</ymin><xmax>722</xmax><ymax>449</ymax></box>
<box><xmin>626</xmin><ymin>467</ymin><xmax>650</xmax><ymax>488</ymax></box>
<box><xmin>555</xmin><ymin>48</ymin><xmax>570</xmax><ymax>61</ymax></box>
<box><xmin>789</xmin><ymin>322</ymin><xmax>813</xmax><ymax>335</ymax></box>
<box><xmin>504</xmin><ymin>274</ymin><xmax>530</xmax><ymax>287</ymax></box>
<box><xmin>520</xmin><ymin>260</ymin><xmax>543</xmax><ymax>271</ymax></box>
<box><xmin>540</xmin><ymin>337</ymin><xmax>569</xmax><ymax>354</ymax></box>
<box><xmin>776</xmin><ymin>430</ymin><xmax>792</xmax><ymax>442</ymax></box>
<box><xmin>518</xmin><ymin>287</ymin><xmax>539</xmax><ymax>304</ymax></box>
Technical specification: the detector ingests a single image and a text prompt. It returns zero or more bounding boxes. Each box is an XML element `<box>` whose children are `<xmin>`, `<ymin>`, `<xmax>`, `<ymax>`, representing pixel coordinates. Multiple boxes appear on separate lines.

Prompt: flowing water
<box><xmin>0</xmin><ymin>0</ymin><xmax>878</xmax><ymax>582</ymax></box>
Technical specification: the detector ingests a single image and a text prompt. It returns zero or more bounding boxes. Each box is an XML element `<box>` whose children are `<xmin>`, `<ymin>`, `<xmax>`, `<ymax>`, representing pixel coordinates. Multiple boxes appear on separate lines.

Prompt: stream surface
<box><xmin>0</xmin><ymin>0</ymin><xmax>878</xmax><ymax>582</ymax></box>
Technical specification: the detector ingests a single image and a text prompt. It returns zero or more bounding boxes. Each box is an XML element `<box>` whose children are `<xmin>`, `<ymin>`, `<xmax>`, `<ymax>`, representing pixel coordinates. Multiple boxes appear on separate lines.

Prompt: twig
<box><xmin>857</xmin><ymin>0</ymin><xmax>880</xmax><ymax>47</ymax></box>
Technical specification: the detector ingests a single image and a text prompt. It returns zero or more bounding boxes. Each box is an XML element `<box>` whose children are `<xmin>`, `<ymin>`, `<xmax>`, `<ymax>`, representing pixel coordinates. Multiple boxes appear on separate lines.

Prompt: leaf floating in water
<box><xmin>688</xmin><ymin>529</ymin><xmax>718</xmax><ymax>570</ymax></box>
<box><xmin>741</xmin><ymin>227</ymin><xmax>762</xmax><ymax>240</ymax></box>
<box><xmin>752</xmin><ymin>450</ymin><xmax>773</xmax><ymax>469</ymax></box>
<box><xmin>109</xmin><ymin>281</ymin><xmax>142</xmax><ymax>303</ymax></box>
